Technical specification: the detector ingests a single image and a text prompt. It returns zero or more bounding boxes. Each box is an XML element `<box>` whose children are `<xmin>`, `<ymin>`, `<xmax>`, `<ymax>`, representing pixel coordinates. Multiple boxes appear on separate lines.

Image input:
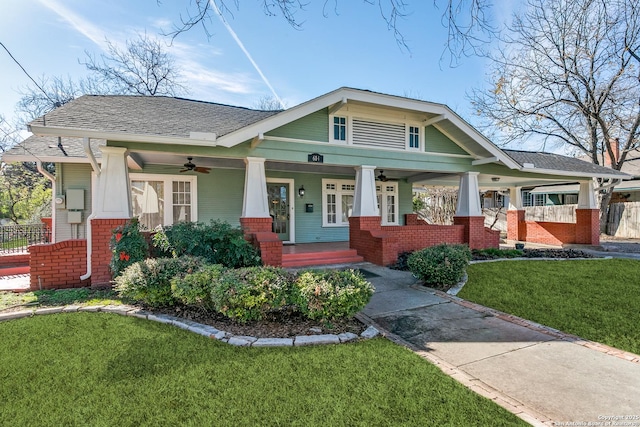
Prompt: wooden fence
<box><xmin>606</xmin><ymin>202</ymin><xmax>640</xmax><ymax>238</ymax></box>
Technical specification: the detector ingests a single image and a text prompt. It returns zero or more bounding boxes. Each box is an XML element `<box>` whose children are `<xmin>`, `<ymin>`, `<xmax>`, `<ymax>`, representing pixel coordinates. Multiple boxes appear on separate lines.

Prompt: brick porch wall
<box><xmin>507</xmin><ymin>208</ymin><xmax>599</xmax><ymax>246</ymax></box>
<box><xmin>239</xmin><ymin>217</ymin><xmax>282</xmax><ymax>267</ymax></box>
<box><xmin>29</xmin><ymin>240</ymin><xmax>89</xmax><ymax>290</ymax></box>
<box><xmin>349</xmin><ymin>214</ymin><xmax>498</xmax><ymax>266</ymax></box>
<box><xmin>91</xmin><ymin>218</ymin><xmax>129</xmax><ymax>288</ymax></box>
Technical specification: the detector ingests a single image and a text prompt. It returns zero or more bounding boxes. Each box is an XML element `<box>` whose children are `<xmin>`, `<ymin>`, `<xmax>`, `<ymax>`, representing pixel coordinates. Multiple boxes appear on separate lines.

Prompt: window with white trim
<box><xmin>130</xmin><ymin>174</ymin><xmax>197</xmax><ymax>230</ymax></box>
<box><xmin>322</xmin><ymin>179</ymin><xmax>398</xmax><ymax>226</ymax></box>
<box><xmin>332</xmin><ymin>116</ymin><xmax>347</xmax><ymax>142</ymax></box>
<box><xmin>408</xmin><ymin>125</ymin><xmax>421</xmax><ymax>150</ymax></box>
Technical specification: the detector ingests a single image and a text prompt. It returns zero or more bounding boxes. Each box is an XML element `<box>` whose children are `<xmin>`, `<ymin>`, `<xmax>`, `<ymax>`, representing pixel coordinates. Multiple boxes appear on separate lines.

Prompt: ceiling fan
<box><xmin>377</xmin><ymin>170</ymin><xmax>389</xmax><ymax>182</ymax></box>
<box><xmin>180</xmin><ymin>157</ymin><xmax>211</xmax><ymax>174</ymax></box>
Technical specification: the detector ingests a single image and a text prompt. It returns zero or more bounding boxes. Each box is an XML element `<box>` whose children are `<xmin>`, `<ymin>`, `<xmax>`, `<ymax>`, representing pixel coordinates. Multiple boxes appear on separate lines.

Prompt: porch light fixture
<box><xmin>298</xmin><ymin>185</ymin><xmax>305</xmax><ymax>198</ymax></box>
<box><xmin>491</xmin><ymin>177</ymin><xmax>500</xmax><ymax>182</ymax></box>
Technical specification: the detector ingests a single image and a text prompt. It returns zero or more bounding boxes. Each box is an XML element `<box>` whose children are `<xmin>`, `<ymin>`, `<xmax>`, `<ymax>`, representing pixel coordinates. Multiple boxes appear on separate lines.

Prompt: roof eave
<box><xmin>29</xmin><ymin>125</ymin><xmax>218</xmax><ymax>147</ymax></box>
<box><xmin>520</xmin><ymin>166</ymin><xmax>632</xmax><ymax>180</ymax></box>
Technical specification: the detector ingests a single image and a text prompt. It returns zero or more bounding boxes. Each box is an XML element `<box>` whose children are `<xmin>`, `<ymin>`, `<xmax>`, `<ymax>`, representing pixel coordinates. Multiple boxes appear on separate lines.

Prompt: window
<box><xmin>408</xmin><ymin>126</ymin><xmax>420</xmax><ymax>150</ymax></box>
<box><xmin>322</xmin><ymin>179</ymin><xmax>398</xmax><ymax>226</ymax></box>
<box><xmin>333</xmin><ymin>116</ymin><xmax>347</xmax><ymax>142</ymax></box>
<box><xmin>130</xmin><ymin>174</ymin><xmax>197</xmax><ymax>230</ymax></box>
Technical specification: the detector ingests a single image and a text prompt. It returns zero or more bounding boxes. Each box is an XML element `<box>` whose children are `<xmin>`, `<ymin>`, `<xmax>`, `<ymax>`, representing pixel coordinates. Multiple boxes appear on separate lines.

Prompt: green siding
<box><xmin>398</xmin><ymin>180</ymin><xmax>413</xmax><ymax>223</ymax></box>
<box><xmin>56</xmin><ymin>163</ymin><xmax>93</xmax><ymax>241</ymax></box>
<box><xmin>424</xmin><ymin>126</ymin><xmax>469</xmax><ymax>155</ymax></box>
<box><xmin>133</xmin><ymin>164</ymin><xmax>245</xmax><ymax>227</ymax></box>
<box><xmin>266</xmin><ymin>109</ymin><xmax>329</xmax><ymax>142</ymax></box>
<box><xmin>267</xmin><ymin>171</ymin><xmax>350</xmax><ymax>243</ymax></box>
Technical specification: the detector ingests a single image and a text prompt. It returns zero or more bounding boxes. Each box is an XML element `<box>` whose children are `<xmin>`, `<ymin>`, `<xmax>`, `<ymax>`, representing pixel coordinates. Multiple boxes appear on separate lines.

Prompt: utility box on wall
<box><xmin>67</xmin><ymin>211</ymin><xmax>83</xmax><ymax>224</ymax></box>
<box><xmin>66</xmin><ymin>189</ymin><xmax>84</xmax><ymax>210</ymax></box>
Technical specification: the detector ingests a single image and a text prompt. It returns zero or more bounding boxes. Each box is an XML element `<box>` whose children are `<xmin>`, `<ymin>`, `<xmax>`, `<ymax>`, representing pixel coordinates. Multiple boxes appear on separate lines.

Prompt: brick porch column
<box><xmin>91</xmin><ymin>218</ymin><xmax>128</xmax><ymax>288</ymax></box>
<box><xmin>507</xmin><ymin>186</ymin><xmax>525</xmax><ymax>241</ymax></box>
<box><xmin>240</xmin><ymin>157</ymin><xmax>282</xmax><ymax>266</ymax></box>
<box><xmin>89</xmin><ymin>146</ymin><xmax>132</xmax><ymax>288</ymax></box>
<box><xmin>575</xmin><ymin>181</ymin><xmax>599</xmax><ymax>245</ymax></box>
<box><xmin>507</xmin><ymin>210</ymin><xmax>526</xmax><ymax>241</ymax></box>
<box><xmin>454</xmin><ymin>172</ymin><xmax>484</xmax><ymax>249</ymax></box>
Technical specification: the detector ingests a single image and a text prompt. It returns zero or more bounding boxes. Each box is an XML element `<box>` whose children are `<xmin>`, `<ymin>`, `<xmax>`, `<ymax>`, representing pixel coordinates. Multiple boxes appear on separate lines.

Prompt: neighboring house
<box><xmin>1</xmin><ymin>87</ymin><xmax>629</xmax><ymax>290</ymax></box>
<box><xmin>523</xmin><ymin>147</ymin><xmax>640</xmax><ymax>205</ymax></box>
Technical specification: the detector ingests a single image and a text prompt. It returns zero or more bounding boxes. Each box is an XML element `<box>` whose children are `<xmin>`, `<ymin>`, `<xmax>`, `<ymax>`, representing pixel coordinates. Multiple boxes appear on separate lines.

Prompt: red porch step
<box><xmin>0</xmin><ymin>265</ymin><xmax>30</xmax><ymax>276</ymax></box>
<box><xmin>281</xmin><ymin>249</ymin><xmax>364</xmax><ymax>268</ymax></box>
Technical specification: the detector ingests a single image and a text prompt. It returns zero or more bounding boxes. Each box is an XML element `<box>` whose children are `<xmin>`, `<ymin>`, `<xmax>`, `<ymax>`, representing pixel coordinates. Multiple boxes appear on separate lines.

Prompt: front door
<box><xmin>267</xmin><ymin>182</ymin><xmax>292</xmax><ymax>242</ymax></box>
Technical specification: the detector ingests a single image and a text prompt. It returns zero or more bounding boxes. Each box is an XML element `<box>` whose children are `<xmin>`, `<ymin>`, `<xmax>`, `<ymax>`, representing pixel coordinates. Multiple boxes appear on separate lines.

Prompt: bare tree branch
<box><xmin>82</xmin><ymin>33</ymin><xmax>188</xmax><ymax>97</ymax></box>
<box><xmin>159</xmin><ymin>0</ymin><xmax>494</xmax><ymax>60</ymax></box>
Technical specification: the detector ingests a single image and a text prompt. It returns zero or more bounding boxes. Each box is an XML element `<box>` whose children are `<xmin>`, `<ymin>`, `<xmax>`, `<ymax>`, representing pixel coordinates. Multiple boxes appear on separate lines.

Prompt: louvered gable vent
<box><xmin>352</xmin><ymin>118</ymin><xmax>405</xmax><ymax>149</ymax></box>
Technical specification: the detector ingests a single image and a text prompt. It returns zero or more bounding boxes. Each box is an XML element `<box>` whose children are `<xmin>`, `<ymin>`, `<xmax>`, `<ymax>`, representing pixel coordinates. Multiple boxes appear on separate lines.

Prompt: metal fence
<box><xmin>0</xmin><ymin>223</ymin><xmax>51</xmax><ymax>254</ymax></box>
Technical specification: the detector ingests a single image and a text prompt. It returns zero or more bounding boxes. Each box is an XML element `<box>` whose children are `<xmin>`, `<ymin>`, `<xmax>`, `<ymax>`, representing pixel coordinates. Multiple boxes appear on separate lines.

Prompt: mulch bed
<box><xmin>154</xmin><ymin>305</ymin><xmax>367</xmax><ymax>338</ymax></box>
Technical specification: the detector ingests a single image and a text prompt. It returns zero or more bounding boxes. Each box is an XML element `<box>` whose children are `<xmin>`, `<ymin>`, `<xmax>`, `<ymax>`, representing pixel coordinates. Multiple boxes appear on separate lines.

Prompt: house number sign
<box><xmin>308</xmin><ymin>153</ymin><xmax>324</xmax><ymax>163</ymax></box>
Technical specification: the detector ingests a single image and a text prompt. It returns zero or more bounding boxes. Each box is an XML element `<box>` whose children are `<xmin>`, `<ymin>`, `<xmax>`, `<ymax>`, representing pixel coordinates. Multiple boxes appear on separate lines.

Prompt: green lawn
<box><xmin>0</xmin><ymin>288</ymin><xmax>120</xmax><ymax>310</ymax></box>
<box><xmin>459</xmin><ymin>259</ymin><xmax>640</xmax><ymax>355</ymax></box>
<box><xmin>0</xmin><ymin>313</ymin><xmax>525</xmax><ymax>426</ymax></box>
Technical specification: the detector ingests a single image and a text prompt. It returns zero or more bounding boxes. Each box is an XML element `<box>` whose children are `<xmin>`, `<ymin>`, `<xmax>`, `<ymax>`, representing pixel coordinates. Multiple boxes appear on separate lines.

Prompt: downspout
<box><xmin>81</xmin><ymin>137</ymin><xmax>101</xmax><ymax>281</ymax></box>
<box><xmin>36</xmin><ymin>161</ymin><xmax>56</xmax><ymax>243</ymax></box>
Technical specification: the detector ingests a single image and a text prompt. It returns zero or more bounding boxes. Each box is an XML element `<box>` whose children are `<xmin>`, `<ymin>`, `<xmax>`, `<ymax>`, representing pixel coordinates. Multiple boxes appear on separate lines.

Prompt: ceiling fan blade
<box><xmin>179</xmin><ymin>168</ymin><xmax>189</xmax><ymax>173</ymax></box>
<box><xmin>194</xmin><ymin>167</ymin><xmax>211</xmax><ymax>174</ymax></box>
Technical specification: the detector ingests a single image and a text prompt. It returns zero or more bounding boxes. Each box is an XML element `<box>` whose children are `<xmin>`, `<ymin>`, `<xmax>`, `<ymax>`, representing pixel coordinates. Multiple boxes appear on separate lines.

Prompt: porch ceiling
<box><xmin>130</xmin><ymin>151</ymin><xmax>577</xmax><ymax>189</ymax></box>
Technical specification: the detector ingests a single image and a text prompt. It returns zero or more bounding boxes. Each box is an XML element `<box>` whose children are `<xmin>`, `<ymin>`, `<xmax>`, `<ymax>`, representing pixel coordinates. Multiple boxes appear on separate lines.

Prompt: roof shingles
<box><xmin>29</xmin><ymin>95</ymin><xmax>280</xmax><ymax>139</ymax></box>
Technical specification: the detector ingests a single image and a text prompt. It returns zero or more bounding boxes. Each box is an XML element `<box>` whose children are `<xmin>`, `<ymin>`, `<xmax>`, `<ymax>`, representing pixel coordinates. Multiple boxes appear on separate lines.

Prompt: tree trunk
<box><xmin>599</xmin><ymin>188</ymin><xmax>613</xmax><ymax>234</ymax></box>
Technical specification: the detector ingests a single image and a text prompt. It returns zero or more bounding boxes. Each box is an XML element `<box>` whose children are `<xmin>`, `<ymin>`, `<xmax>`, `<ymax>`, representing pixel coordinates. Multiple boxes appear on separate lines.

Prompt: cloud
<box><xmin>38</xmin><ymin>0</ymin><xmax>108</xmax><ymax>49</ymax></box>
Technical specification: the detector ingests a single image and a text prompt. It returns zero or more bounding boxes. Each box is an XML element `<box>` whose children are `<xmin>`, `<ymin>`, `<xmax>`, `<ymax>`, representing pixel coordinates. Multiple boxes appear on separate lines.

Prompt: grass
<box><xmin>0</xmin><ymin>313</ymin><xmax>526</xmax><ymax>426</ymax></box>
<box><xmin>0</xmin><ymin>288</ymin><xmax>120</xmax><ymax>310</ymax></box>
<box><xmin>459</xmin><ymin>259</ymin><xmax>640</xmax><ymax>355</ymax></box>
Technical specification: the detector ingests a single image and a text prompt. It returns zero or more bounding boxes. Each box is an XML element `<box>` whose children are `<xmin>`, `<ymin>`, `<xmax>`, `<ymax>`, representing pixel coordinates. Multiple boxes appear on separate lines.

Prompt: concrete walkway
<box><xmin>357</xmin><ymin>262</ymin><xmax>640</xmax><ymax>427</ymax></box>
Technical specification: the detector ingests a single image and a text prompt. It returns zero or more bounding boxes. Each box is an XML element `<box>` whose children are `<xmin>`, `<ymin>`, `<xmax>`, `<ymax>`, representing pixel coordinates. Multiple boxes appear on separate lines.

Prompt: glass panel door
<box><xmin>267</xmin><ymin>183</ymin><xmax>290</xmax><ymax>242</ymax></box>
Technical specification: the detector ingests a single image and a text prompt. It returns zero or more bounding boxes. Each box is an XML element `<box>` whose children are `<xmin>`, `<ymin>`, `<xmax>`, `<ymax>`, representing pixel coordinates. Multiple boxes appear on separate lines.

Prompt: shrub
<box><xmin>114</xmin><ymin>256</ymin><xmax>206</xmax><ymax>308</ymax></box>
<box><xmin>171</xmin><ymin>264</ymin><xmax>227</xmax><ymax>311</ymax></box>
<box><xmin>153</xmin><ymin>220</ymin><xmax>261</xmax><ymax>268</ymax></box>
<box><xmin>471</xmin><ymin>248</ymin><xmax>524</xmax><ymax>260</ymax></box>
<box><xmin>407</xmin><ymin>244</ymin><xmax>471</xmax><ymax>291</ymax></box>
<box><xmin>110</xmin><ymin>218</ymin><xmax>149</xmax><ymax>278</ymax></box>
<box><xmin>295</xmin><ymin>269</ymin><xmax>374</xmax><ymax>320</ymax></box>
<box><xmin>211</xmin><ymin>266</ymin><xmax>295</xmax><ymax>322</ymax></box>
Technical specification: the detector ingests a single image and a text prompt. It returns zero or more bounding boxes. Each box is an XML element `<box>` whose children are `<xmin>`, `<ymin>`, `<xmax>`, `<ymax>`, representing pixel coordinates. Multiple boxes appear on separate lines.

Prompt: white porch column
<box><xmin>352</xmin><ymin>165</ymin><xmax>380</xmax><ymax>217</ymax></box>
<box><xmin>508</xmin><ymin>186</ymin><xmax>523</xmax><ymax>210</ymax></box>
<box><xmin>577</xmin><ymin>180</ymin><xmax>597</xmax><ymax>209</ymax></box>
<box><xmin>94</xmin><ymin>146</ymin><xmax>131</xmax><ymax>218</ymax></box>
<box><xmin>241</xmin><ymin>157</ymin><xmax>270</xmax><ymax>218</ymax></box>
<box><xmin>455</xmin><ymin>172</ymin><xmax>482</xmax><ymax>216</ymax></box>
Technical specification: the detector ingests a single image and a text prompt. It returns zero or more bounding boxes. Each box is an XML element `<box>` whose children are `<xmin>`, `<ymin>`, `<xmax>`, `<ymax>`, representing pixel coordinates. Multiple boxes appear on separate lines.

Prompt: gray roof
<box><xmin>29</xmin><ymin>95</ymin><xmax>280</xmax><ymax>139</ymax></box>
<box><xmin>1</xmin><ymin>135</ymin><xmax>104</xmax><ymax>161</ymax></box>
<box><xmin>504</xmin><ymin>149</ymin><xmax>629</xmax><ymax>178</ymax></box>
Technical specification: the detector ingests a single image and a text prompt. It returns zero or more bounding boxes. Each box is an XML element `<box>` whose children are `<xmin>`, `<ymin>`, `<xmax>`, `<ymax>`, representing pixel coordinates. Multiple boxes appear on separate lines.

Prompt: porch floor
<box><xmin>281</xmin><ymin>241</ymin><xmax>364</xmax><ymax>268</ymax></box>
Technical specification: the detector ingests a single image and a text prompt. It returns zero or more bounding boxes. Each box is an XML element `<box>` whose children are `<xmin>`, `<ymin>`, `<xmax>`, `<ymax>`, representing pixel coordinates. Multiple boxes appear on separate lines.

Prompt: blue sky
<box><xmin>0</xmin><ymin>0</ymin><xmax>514</xmax><ymax>134</ymax></box>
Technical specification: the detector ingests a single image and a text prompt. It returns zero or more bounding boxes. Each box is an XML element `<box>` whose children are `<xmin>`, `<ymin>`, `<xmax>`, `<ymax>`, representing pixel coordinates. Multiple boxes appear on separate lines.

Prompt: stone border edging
<box><xmin>0</xmin><ymin>304</ymin><xmax>380</xmax><ymax>347</ymax></box>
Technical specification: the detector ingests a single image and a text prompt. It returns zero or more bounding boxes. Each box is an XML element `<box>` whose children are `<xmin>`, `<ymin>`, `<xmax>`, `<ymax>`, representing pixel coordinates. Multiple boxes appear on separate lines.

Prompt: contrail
<box><xmin>210</xmin><ymin>1</ymin><xmax>284</xmax><ymax>107</ymax></box>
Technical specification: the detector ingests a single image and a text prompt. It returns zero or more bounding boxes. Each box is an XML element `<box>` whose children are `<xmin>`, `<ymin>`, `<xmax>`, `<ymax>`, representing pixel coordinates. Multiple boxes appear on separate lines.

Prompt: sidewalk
<box><xmin>357</xmin><ymin>263</ymin><xmax>640</xmax><ymax>426</ymax></box>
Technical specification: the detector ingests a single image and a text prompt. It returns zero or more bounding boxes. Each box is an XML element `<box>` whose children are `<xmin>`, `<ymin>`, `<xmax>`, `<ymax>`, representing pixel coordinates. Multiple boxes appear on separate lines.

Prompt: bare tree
<box><xmin>161</xmin><ymin>0</ymin><xmax>494</xmax><ymax>61</ymax></box>
<box><xmin>469</xmin><ymin>0</ymin><xmax>640</xmax><ymax>224</ymax></box>
<box><xmin>83</xmin><ymin>33</ymin><xmax>187</xmax><ymax>96</ymax></box>
<box><xmin>253</xmin><ymin>95</ymin><xmax>285</xmax><ymax>110</ymax></box>
<box><xmin>16</xmin><ymin>75</ymin><xmax>107</xmax><ymax>123</ymax></box>
<box><xmin>0</xmin><ymin>115</ymin><xmax>21</xmax><ymax>153</ymax></box>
